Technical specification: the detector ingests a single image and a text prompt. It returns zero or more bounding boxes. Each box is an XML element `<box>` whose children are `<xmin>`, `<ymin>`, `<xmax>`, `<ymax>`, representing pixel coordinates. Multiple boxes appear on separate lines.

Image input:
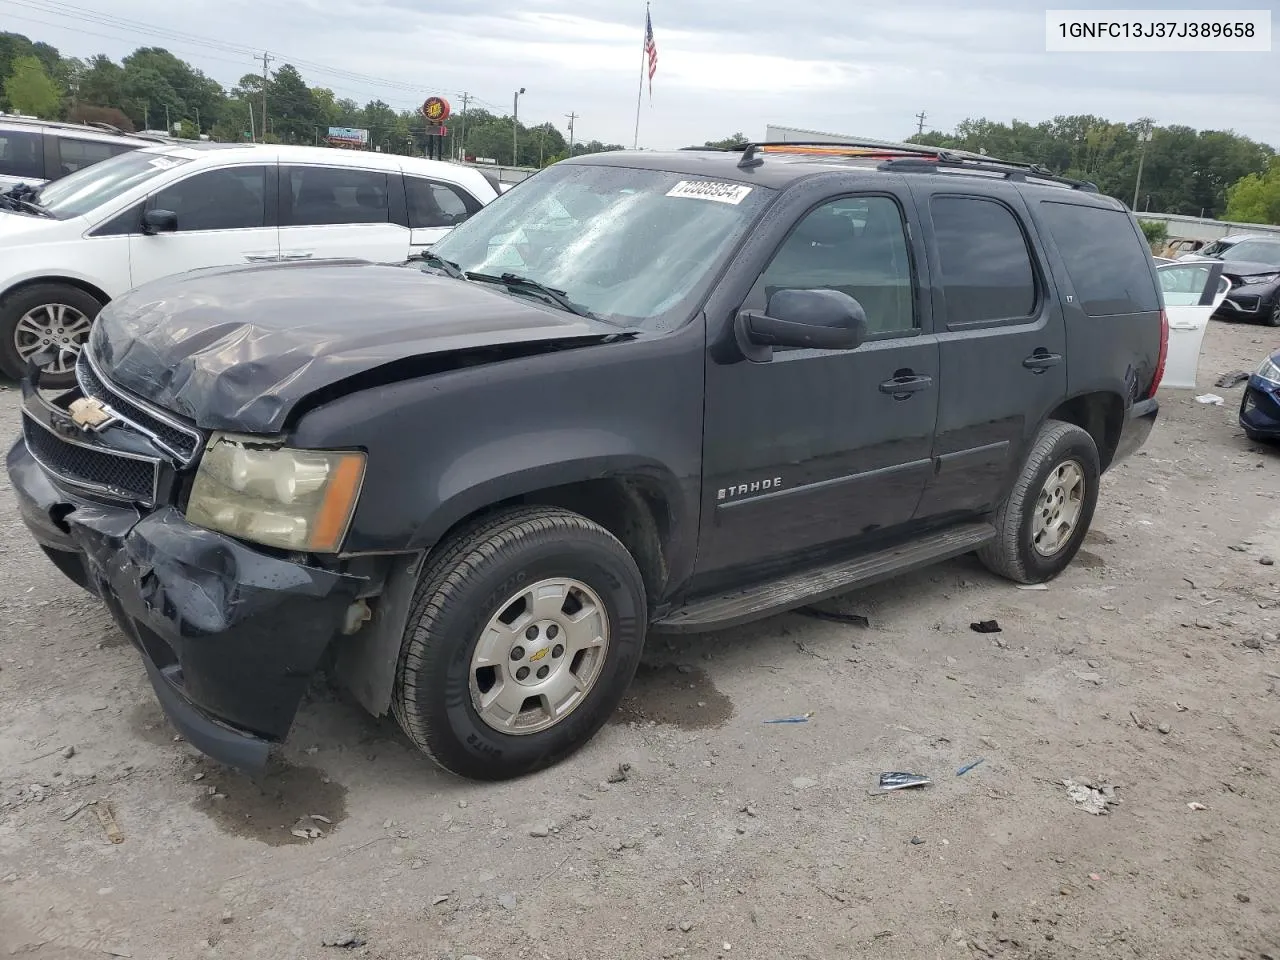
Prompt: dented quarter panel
<box><xmin>90</xmin><ymin>259</ymin><xmax>623</xmax><ymax>433</ymax></box>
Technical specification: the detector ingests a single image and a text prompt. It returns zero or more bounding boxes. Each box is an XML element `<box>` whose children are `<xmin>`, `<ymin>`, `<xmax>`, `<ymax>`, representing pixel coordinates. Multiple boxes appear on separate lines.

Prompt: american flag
<box><xmin>644</xmin><ymin>7</ymin><xmax>658</xmax><ymax>98</ymax></box>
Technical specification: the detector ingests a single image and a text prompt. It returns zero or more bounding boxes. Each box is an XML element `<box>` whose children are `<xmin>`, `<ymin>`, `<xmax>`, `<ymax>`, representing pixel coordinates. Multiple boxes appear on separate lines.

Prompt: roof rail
<box><xmin>877</xmin><ymin>156</ymin><xmax>1098</xmax><ymax>192</ymax></box>
<box><xmin>719</xmin><ymin>139</ymin><xmax>1096</xmax><ymax>191</ymax></box>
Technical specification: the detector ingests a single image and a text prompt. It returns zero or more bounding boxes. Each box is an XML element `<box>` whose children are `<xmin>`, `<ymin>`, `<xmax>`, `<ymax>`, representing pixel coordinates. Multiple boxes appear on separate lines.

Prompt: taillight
<box><xmin>1148</xmin><ymin>308</ymin><xmax>1169</xmax><ymax>397</ymax></box>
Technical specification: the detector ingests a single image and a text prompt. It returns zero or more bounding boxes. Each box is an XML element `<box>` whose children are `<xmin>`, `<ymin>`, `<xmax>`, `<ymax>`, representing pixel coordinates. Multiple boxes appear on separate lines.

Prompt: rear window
<box><xmin>1038</xmin><ymin>202</ymin><xmax>1160</xmax><ymax>316</ymax></box>
<box><xmin>0</xmin><ymin>128</ymin><xmax>43</xmax><ymax>180</ymax></box>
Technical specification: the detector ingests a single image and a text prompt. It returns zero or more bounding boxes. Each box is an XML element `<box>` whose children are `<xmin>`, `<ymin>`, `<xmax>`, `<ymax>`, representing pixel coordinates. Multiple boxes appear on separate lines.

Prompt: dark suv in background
<box><xmin>8</xmin><ymin>140</ymin><xmax>1166</xmax><ymax>781</ymax></box>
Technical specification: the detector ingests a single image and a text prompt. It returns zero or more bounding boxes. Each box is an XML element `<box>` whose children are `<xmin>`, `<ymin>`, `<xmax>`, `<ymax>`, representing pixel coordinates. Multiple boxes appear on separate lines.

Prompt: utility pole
<box><xmin>164</xmin><ymin>103</ymin><xmax>170</xmax><ymax>134</ymax></box>
<box><xmin>457</xmin><ymin>92</ymin><xmax>471</xmax><ymax>160</ymax></box>
<box><xmin>565</xmin><ymin>111</ymin><xmax>577</xmax><ymax>156</ymax></box>
<box><xmin>914</xmin><ymin>110</ymin><xmax>927</xmax><ymax>136</ymax></box>
<box><xmin>255</xmin><ymin>51</ymin><xmax>273</xmax><ymax>141</ymax></box>
<box><xmin>1132</xmin><ymin>117</ymin><xmax>1154</xmax><ymax>211</ymax></box>
<box><xmin>512</xmin><ymin>87</ymin><xmax>525</xmax><ymax>167</ymax></box>
<box><xmin>194</xmin><ymin>106</ymin><xmax>200</xmax><ymax>136</ymax></box>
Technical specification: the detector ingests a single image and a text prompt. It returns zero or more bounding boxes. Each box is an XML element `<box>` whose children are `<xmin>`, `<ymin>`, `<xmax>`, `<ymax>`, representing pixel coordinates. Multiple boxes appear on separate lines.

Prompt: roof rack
<box><xmin>716</xmin><ymin>139</ymin><xmax>1097</xmax><ymax>192</ymax></box>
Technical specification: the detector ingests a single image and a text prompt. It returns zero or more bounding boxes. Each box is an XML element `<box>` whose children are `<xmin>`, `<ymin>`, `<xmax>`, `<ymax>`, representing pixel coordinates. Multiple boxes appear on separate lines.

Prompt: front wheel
<box><xmin>393</xmin><ymin>506</ymin><xmax>647</xmax><ymax>780</ymax></box>
<box><xmin>978</xmin><ymin>420</ymin><xmax>1101</xmax><ymax>584</ymax></box>
<box><xmin>0</xmin><ymin>283</ymin><xmax>103</xmax><ymax>388</ymax></box>
<box><xmin>1263</xmin><ymin>302</ymin><xmax>1280</xmax><ymax>328</ymax></box>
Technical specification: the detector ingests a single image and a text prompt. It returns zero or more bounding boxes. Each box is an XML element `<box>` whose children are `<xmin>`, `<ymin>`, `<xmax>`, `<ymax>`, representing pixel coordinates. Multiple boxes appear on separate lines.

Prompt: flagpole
<box><xmin>632</xmin><ymin>2</ymin><xmax>647</xmax><ymax>149</ymax></box>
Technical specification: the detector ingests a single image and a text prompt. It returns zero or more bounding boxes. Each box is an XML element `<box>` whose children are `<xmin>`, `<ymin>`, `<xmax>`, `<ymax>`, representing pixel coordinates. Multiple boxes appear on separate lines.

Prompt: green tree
<box><xmin>1225</xmin><ymin>157</ymin><xmax>1280</xmax><ymax>225</ymax></box>
<box><xmin>269</xmin><ymin>64</ymin><xmax>320</xmax><ymax>143</ymax></box>
<box><xmin>703</xmin><ymin>132</ymin><xmax>746</xmax><ymax>149</ymax></box>
<box><xmin>4</xmin><ymin>54</ymin><xmax>62</xmax><ymax>118</ymax></box>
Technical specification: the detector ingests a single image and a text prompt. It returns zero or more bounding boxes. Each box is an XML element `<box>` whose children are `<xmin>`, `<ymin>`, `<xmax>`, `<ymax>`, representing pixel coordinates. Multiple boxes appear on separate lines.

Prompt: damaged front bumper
<box><xmin>7</xmin><ymin>434</ymin><xmax>363</xmax><ymax>773</ymax></box>
<box><xmin>1240</xmin><ymin>373</ymin><xmax>1280</xmax><ymax>439</ymax></box>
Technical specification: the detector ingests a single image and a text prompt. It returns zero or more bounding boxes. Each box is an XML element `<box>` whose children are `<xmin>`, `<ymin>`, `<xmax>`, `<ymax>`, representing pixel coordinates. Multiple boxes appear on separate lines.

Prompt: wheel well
<box><xmin>438</xmin><ymin>477</ymin><xmax>672</xmax><ymax>602</ymax></box>
<box><xmin>2</xmin><ymin>276</ymin><xmax>111</xmax><ymax>308</ymax></box>
<box><xmin>1048</xmin><ymin>393</ymin><xmax>1123</xmax><ymax>470</ymax></box>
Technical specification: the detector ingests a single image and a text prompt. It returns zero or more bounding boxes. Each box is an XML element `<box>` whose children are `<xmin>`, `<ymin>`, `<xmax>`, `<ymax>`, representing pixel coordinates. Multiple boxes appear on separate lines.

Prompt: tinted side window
<box><xmin>284</xmin><ymin>166</ymin><xmax>390</xmax><ymax>226</ymax></box>
<box><xmin>0</xmin><ymin>129</ymin><xmax>44</xmax><ymax>180</ymax></box>
<box><xmin>151</xmin><ymin>166</ymin><xmax>267</xmax><ymax>231</ymax></box>
<box><xmin>759</xmin><ymin>196</ymin><xmax>916</xmax><ymax>335</ymax></box>
<box><xmin>930</xmin><ymin>196</ymin><xmax>1037</xmax><ymax>326</ymax></box>
<box><xmin>406</xmin><ymin>177</ymin><xmax>480</xmax><ymax>229</ymax></box>
<box><xmin>57</xmin><ymin>137</ymin><xmax>135</xmax><ymax>175</ymax></box>
<box><xmin>1038</xmin><ymin>201</ymin><xmax>1161</xmax><ymax>316</ymax></box>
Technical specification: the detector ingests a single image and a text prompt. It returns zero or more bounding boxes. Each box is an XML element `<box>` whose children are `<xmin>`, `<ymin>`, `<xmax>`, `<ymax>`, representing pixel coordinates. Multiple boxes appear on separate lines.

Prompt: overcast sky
<box><xmin>5</xmin><ymin>0</ymin><xmax>1278</xmax><ymax>149</ymax></box>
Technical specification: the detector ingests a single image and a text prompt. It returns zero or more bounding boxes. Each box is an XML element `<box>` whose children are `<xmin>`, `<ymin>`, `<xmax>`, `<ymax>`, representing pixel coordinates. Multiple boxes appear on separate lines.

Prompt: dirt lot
<box><xmin>1</xmin><ymin>320</ymin><xmax>1278</xmax><ymax>960</ymax></box>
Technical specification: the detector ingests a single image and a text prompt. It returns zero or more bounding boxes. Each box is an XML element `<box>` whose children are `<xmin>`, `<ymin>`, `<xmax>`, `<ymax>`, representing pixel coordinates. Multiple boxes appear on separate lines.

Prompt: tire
<box><xmin>0</xmin><ymin>283</ymin><xmax>103</xmax><ymax>388</ymax></box>
<box><xmin>978</xmin><ymin>420</ymin><xmax>1101</xmax><ymax>584</ymax></box>
<box><xmin>392</xmin><ymin>506</ymin><xmax>647</xmax><ymax>781</ymax></box>
<box><xmin>1263</xmin><ymin>302</ymin><xmax>1280</xmax><ymax>328</ymax></box>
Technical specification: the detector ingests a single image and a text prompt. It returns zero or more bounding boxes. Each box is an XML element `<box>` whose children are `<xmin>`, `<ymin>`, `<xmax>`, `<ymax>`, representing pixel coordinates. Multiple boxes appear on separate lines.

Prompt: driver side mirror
<box><xmin>141</xmin><ymin>209</ymin><xmax>178</xmax><ymax>235</ymax></box>
<box><xmin>735</xmin><ymin>288</ymin><xmax>868</xmax><ymax>362</ymax></box>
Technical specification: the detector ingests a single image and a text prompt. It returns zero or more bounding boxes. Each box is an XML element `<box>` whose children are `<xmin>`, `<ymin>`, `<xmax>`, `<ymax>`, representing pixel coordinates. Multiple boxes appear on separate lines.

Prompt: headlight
<box><xmin>1241</xmin><ymin>273</ymin><xmax>1279</xmax><ymax>285</ymax></box>
<box><xmin>186</xmin><ymin>433</ymin><xmax>365</xmax><ymax>552</ymax></box>
<box><xmin>1257</xmin><ymin>355</ymin><xmax>1280</xmax><ymax>386</ymax></box>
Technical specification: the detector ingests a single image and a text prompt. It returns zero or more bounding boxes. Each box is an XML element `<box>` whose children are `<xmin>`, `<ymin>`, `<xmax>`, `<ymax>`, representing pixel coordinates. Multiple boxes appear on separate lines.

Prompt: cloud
<box><xmin>8</xmin><ymin>0</ymin><xmax>1276</xmax><ymax>149</ymax></box>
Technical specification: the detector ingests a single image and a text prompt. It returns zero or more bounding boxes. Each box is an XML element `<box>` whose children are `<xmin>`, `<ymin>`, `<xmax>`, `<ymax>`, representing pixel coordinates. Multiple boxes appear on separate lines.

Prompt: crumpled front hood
<box><xmin>91</xmin><ymin>260</ymin><xmax>622</xmax><ymax>433</ymax></box>
<box><xmin>1220</xmin><ymin>259</ymin><xmax>1280</xmax><ymax>280</ymax></box>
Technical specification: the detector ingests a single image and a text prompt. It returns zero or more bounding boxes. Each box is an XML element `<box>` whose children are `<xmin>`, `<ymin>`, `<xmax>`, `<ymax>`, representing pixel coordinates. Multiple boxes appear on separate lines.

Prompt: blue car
<box><xmin>1241</xmin><ymin>348</ymin><xmax>1280</xmax><ymax>441</ymax></box>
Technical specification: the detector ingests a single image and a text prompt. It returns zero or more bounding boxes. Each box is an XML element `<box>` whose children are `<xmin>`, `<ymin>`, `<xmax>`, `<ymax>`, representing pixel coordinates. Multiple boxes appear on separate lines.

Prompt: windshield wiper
<box><xmin>412</xmin><ymin>250</ymin><xmax>465</xmax><ymax>280</ymax></box>
<box><xmin>0</xmin><ymin>184</ymin><xmax>51</xmax><ymax>217</ymax></box>
<box><xmin>465</xmin><ymin>271</ymin><xmax>596</xmax><ymax>319</ymax></box>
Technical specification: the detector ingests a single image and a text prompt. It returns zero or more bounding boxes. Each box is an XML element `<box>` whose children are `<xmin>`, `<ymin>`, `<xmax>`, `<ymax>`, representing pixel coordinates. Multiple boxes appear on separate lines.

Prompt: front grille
<box><xmin>22</xmin><ymin>411</ymin><xmax>158</xmax><ymax>503</ymax></box>
<box><xmin>76</xmin><ymin>353</ymin><xmax>202</xmax><ymax>463</ymax></box>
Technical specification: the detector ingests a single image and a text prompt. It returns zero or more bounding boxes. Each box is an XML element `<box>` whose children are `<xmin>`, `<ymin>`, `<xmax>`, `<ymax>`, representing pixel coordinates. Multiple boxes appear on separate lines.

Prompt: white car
<box><xmin>0</xmin><ymin>142</ymin><xmax>502</xmax><ymax>385</ymax></box>
<box><xmin>0</xmin><ymin>116</ymin><xmax>166</xmax><ymax>190</ymax></box>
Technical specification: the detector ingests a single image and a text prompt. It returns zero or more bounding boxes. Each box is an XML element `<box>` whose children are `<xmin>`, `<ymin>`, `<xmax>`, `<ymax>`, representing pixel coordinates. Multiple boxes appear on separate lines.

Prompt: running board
<box><xmin>652</xmin><ymin>522</ymin><xmax>996</xmax><ymax>633</ymax></box>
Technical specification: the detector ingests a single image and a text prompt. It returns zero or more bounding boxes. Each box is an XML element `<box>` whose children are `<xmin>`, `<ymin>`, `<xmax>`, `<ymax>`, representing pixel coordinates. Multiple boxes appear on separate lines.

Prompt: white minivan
<box><xmin>0</xmin><ymin>142</ymin><xmax>502</xmax><ymax>386</ymax></box>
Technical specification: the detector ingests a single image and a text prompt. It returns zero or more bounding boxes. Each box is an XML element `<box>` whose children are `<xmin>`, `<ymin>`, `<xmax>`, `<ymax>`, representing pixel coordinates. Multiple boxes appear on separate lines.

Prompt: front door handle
<box><xmin>1022</xmin><ymin>351</ymin><xmax>1063</xmax><ymax>373</ymax></box>
<box><xmin>243</xmin><ymin>253</ymin><xmax>278</xmax><ymax>262</ymax></box>
<box><xmin>878</xmin><ymin>373</ymin><xmax>933</xmax><ymax>397</ymax></box>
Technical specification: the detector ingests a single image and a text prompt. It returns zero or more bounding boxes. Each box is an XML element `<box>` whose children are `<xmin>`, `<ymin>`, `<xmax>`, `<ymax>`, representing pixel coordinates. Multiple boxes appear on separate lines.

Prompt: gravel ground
<box><xmin>1</xmin><ymin>319</ymin><xmax>1278</xmax><ymax>960</ymax></box>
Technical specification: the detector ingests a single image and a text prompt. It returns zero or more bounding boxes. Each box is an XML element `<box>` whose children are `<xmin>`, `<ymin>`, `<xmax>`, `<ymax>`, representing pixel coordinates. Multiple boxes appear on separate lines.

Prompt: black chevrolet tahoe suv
<box><xmin>7</xmin><ymin>141</ymin><xmax>1166</xmax><ymax>781</ymax></box>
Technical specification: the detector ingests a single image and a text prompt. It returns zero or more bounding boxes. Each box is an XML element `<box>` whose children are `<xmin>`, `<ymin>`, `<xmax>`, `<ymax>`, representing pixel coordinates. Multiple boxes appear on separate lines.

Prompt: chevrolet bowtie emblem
<box><xmin>67</xmin><ymin>396</ymin><xmax>116</xmax><ymax>431</ymax></box>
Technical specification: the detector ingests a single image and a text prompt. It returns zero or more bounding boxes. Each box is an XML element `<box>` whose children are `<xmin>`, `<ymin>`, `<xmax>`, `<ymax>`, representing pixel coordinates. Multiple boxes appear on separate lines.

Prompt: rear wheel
<box><xmin>978</xmin><ymin>420</ymin><xmax>1101</xmax><ymax>584</ymax></box>
<box><xmin>0</xmin><ymin>283</ymin><xmax>103</xmax><ymax>388</ymax></box>
<box><xmin>392</xmin><ymin>506</ymin><xmax>647</xmax><ymax>781</ymax></box>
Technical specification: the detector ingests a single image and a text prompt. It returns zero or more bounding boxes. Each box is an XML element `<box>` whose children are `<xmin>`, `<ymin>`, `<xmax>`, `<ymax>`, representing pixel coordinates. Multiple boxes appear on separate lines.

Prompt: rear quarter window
<box><xmin>1038</xmin><ymin>202</ymin><xmax>1160</xmax><ymax>316</ymax></box>
<box><xmin>0</xmin><ymin>128</ymin><xmax>44</xmax><ymax>180</ymax></box>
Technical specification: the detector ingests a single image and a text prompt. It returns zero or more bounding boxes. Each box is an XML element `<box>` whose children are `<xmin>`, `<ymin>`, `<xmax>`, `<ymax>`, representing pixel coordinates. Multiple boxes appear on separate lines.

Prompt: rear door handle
<box><xmin>1022</xmin><ymin>351</ymin><xmax>1063</xmax><ymax>373</ymax></box>
<box><xmin>243</xmin><ymin>253</ymin><xmax>278</xmax><ymax>262</ymax></box>
<box><xmin>878</xmin><ymin>374</ymin><xmax>933</xmax><ymax>396</ymax></box>
<box><xmin>279</xmin><ymin>250</ymin><xmax>315</xmax><ymax>261</ymax></box>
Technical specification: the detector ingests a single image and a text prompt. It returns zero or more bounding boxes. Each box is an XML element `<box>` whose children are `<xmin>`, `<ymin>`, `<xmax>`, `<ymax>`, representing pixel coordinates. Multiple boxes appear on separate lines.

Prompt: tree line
<box><xmin>706</xmin><ymin>120</ymin><xmax>1278</xmax><ymax>225</ymax></box>
<box><xmin>0</xmin><ymin>31</ymin><xmax>624</xmax><ymax>166</ymax></box>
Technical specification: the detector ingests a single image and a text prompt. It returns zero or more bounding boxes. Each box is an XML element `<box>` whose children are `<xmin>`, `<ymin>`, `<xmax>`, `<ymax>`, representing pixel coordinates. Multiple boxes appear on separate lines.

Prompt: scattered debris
<box><xmin>1063</xmin><ymin>779</ymin><xmax>1119</xmax><ymax>815</ymax></box>
<box><xmin>310</xmin><ymin>814</ymin><xmax>333</xmax><ymax>824</ymax></box>
<box><xmin>797</xmin><ymin>607</ymin><xmax>870</xmax><ymax>627</ymax></box>
<box><xmin>432</xmin><ymin>894</ymin><xmax>450</xmax><ymax>906</ymax></box>
<box><xmin>1016</xmin><ymin>583</ymin><xmax>1049</xmax><ymax>591</ymax></box>
<box><xmin>1176</xmin><ymin>703</ymin><xmax>1189</xmax><ymax>713</ymax></box>
<box><xmin>1158</xmin><ymin>722</ymin><xmax>1172</xmax><ymax>735</ymax></box>
<box><xmin>60</xmin><ymin>799</ymin><xmax>90</xmax><ymax>822</ymax></box>
<box><xmin>1236</xmin><ymin>893</ymin><xmax>1251</xmax><ymax>903</ymax></box>
<box><xmin>970</xmin><ymin>620</ymin><xmax>1002</xmax><ymax>634</ymax></box>
<box><xmin>321</xmin><ymin>934</ymin><xmax>366</xmax><ymax>949</ymax></box>
<box><xmin>1215</xmin><ymin>371</ymin><xmax>1251</xmax><ymax>388</ymax></box>
<box><xmin>679</xmin><ymin>920</ymin><xmax>694</xmax><ymax>933</ymax></box>
<box><xmin>879</xmin><ymin>772</ymin><xmax>932</xmax><ymax>791</ymax></box>
<box><xmin>60</xmin><ymin>744</ymin><xmax>75</xmax><ymax>759</ymax></box>
<box><xmin>528</xmin><ymin>822</ymin><xmax>552</xmax><ymax>838</ymax></box>
<box><xmin>94</xmin><ymin>801</ymin><xmax>123</xmax><ymax>844</ymax></box>
<box><xmin>290</xmin><ymin>819</ymin><xmax>323</xmax><ymax>840</ymax></box>
<box><xmin>956</xmin><ymin>759</ymin><xmax>985</xmax><ymax>777</ymax></box>
<box><xmin>792</xmin><ymin>776</ymin><xmax>819</xmax><ymax>790</ymax></box>
<box><xmin>763</xmin><ymin>713</ymin><xmax>812</xmax><ymax>724</ymax></box>
<box><xmin>1075</xmin><ymin>671</ymin><xmax>1105</xmax><ymax>686</ymax></box>
<box><xmin>102</xmin><ymin>949</ymin><xmax>133</xmax><ymax>958</ymax></box>
<box><xmin>1243</xmin><ymin>635</ymin><xmax>1265</xmax><ymax>650</ymax></box>
<box><xmin>909</xmin><ymin>836</ymin><xmax>925</xmax><ymax>845</ymax></box>
<box><xmin>1187</xmin><ymin>802</ymin><xmax>1207</xmax><ymax>811</ymax></box>
<box><xmin>1261</xmin><ymin>557</ymin><xmax>1275</xmax><ymax>566</ymax></box>
<box><xmin>1194</xmin><ymin>394</ymin><xmax>1224</xmax><ymax>405</ymax></box>
<box><xmin>1130</xmin><ymin>711</ymin><xmax>1147</xmax><ymax>729</ymax></box>
<box><xmin>607</xmin><ymin>763</ymin><xmax>632</xmax><ymax>784</ymax></box>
